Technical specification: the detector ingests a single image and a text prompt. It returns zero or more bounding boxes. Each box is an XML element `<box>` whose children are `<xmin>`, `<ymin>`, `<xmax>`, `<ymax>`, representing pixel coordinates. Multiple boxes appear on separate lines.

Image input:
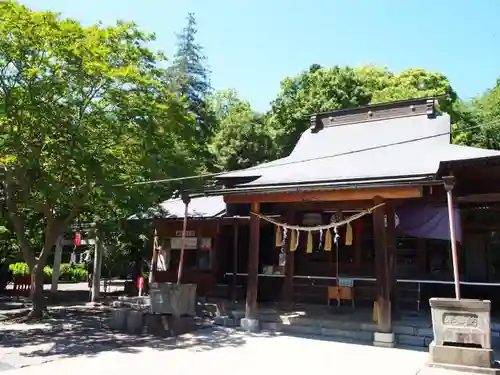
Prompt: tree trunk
<box><xmin>28</xmin><ymin>263</ymin><xmax>46</xmax><ymax>318</ymax></box>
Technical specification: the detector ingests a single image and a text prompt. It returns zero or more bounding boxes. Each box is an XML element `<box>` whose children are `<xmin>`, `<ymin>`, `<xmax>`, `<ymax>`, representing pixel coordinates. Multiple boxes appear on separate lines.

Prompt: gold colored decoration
<box><xmin>251</xmin><ymin>202</ymin><xmax>384</xmax><ymax>253</ymax></box>
<box><xmin>290</xmin><ymin>230</ymin><xmax>297</xmax><ymax>252</ymax></box>
<box><xmin>324</xmin><ymin>229</ymin><xmax>332</xmax><ymax>251</ymax></box>
<box><xmin>306</xmin><ymin>231</ymin><xmax>313</xmax><ymax>253</ymax></box>
<box><xmin>345</xmin><ymin>222</ymin><xmax>353</xmax><ymax>246</ymax></box>
<box><xmin>275</xmin><ymin>225</ymin><xmax>282</xmax><ymax>247</ymax></box>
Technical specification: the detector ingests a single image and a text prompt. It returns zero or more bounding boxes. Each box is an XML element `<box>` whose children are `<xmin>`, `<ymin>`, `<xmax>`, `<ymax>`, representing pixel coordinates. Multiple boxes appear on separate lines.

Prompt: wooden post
<box><xmin>177</xmin><ymin>194</ymin><xmax>191</xmax><ymax>285</ymax></box>
<box><xmin>245</xmin><ymin>201</ymin><xmax>260</xmax><ymax>319</ymax></box>
<box><xmin>50</xmin><ymin>235</ymin><xmax>63</xmax><ymax>293</ymax></box>
<box><xmin>281</xmin><ymin>210</ymin><xmax>295</xmax><ymax>309</ymax></box>
<box><xmin>373</xmin><ymin>196</ymin><xmax>391</xmax><ymax>334</ymax></box>
<box><xmin>385</xmin><ymin>201</ymin><xmax>396</xmax><ymax>309</ymax></box>
<box><xmin>355</xmin><ymin>220</ymin><xmax>362</xmax><ymax>267</ymax></box>
<box><xmin>444</xmin><ymin>175</ymin><xmax>461</xmax><ymax>299</ymax></box>
<box><xmin>150</xmin><ymin>229</ymin><xmax>158</xmax><ymax>284</ymax></box>
<box><xmin>232</xmin><ymin>221</ymin><xmax>239</xmax><ymax>302</ymax></box>
<box><xmin>91</xmin><ymin>230</ymin><xmax>102</xmax><ymax>303</ymax></box>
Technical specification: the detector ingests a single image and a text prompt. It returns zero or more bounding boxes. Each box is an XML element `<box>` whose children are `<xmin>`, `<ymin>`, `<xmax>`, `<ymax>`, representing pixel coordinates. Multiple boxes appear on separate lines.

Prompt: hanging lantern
<box><xmin>74</xmin><ymin>232</ymin><xmax>81</xmax><ymax>246</ymax></box>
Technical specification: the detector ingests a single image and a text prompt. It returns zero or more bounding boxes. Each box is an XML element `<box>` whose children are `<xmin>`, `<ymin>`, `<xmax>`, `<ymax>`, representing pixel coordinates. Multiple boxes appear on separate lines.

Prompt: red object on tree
<box><xmin>137</xmin><ymin>276</ymin><xmax>144</xmax><ymax>290</ymax></box>
<box><xmin>74</xmin><ymin>232</ymin><xmax>81</xmax><ymax>246</ymax></box>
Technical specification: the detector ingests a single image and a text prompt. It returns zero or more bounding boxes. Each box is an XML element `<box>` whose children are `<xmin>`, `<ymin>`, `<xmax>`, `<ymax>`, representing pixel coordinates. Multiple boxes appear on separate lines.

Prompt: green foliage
<box><xmin>167</xmin><ymin>13</ymin><xmax>215</xmax><ymax>168</ymax></box>
<box><xmin>59</xmin><ymin>263</ymin><xmax>88</xmax><ymax>282</ymax></box>
<box><xmin>9</xmin><ymin>262</ymin><xmax>30</xmax><ymax>276</ymax></box>
<box><xmin>0</xmin><ymin>3</ymin><xmax>202</xmax><ymax>284</ymax></box>
<box><xmin>462</xmin><ymin>81</ymin><xmax>500</xmax><ymax>150</ymax></box>
<box><xmin>268</xmin><ymin>65</ymin><xmax>372</xmax><ymax>156</ymax></box>
<box><xmin>9</xmin><ymin>262</ymin><xmax>87</xmax><ymax>282</ymax></box>
<box><xmin>266</xmin><ymin>64</ymin><xmax>466</xmax><ymax>157</ymax></box>
<box><xmin>208</xmin><ymin>89</ymin><xmax>276</xmax><ymax>171</ymax></box>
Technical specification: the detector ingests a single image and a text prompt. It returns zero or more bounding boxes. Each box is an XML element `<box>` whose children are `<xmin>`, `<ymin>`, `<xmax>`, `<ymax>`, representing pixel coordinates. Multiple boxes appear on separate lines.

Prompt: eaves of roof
<box><xmin>202</xmin><ymin>174</ymin><xmax>440</xmax><ymax>197</ymax></box>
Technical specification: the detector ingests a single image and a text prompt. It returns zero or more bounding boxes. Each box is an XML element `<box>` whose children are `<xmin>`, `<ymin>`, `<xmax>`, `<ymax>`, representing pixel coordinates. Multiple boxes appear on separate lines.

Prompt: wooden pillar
<box><xmin>245</xmin><ymin>201</ymin><xmax>260</xmax><ymax>319</ymax></box>
<box><xmin>91</xmin><ymin>230</ymin><xmax>103</xmax><ymax>303</ymax></box>
<box><xmin>385</xmin><ymin>201</ymin><xmax>397</xmax><ymax>309</ymax></box>
<box><xmin>177</xmin><ymin>194</ymin><xmax>191</xmax><ymax>285</ymax></box>
<box><xmin>355</xmin><ymin>221</ymin><xmax>362</xmax><ymax>268</ymax></box>
<box><xmin>373</xmin><ymin>196</ymin><xmax>391</xmax><ymax>334</ymax></box>
<box><xmin>50</xmin><ymin>235</ymin><xmax>63</xmax><ymax>293</ymax></box>
<box><xmin>281</xmin><ymin>210</ymin><xmax>295</xmax><ymax>309</ymax></box>
<box><xmin>232</xmin><ymin>221</ymin><xmax>240</xmax><ymax>302</ymax></box>
<box><xmin>444</xmin><ymin>175</ymin><xmax>461</xmax><ymax>299</ymax></box>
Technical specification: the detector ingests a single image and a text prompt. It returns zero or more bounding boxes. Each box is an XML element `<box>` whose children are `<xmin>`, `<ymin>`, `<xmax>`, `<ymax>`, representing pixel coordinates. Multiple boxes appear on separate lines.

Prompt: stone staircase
<box><xmin>258</xmin><ymin>312</ymin><xmax>434</xmax><ymax>348</ymax></box>
<box><xmin>213</xmin><ymin>305</ymin><xmax>500</xmax><ymax>349</ymax></box>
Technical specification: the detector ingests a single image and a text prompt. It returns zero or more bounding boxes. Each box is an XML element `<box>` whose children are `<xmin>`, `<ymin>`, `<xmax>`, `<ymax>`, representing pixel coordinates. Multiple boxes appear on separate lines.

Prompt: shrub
<box><xmin>9</xmin><ymin>262</ymin><xmax>53</xmax><ymax>282</ymax></box>
<box><xmin>9</xmin><ymin>262</ymin><xmax>29</xmax><ymax>277</ymax></box>
<box><xmin>59</xmin><ymin>263</ymin><xmax>88</xmax><ymax>282</ymax></box>
<box><xmin>8</xmin><ymin>262</ymin><xmax>87</xmax><ymax>282</ymax></box>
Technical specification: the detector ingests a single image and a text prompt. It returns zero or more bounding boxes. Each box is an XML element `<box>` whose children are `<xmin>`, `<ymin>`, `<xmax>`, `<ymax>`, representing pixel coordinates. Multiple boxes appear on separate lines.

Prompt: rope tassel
<box><xmin>324</xmin><ymin>229</ymin><xmax>332</xmax><ymax>251</ymax></box>
<box><xmin>306</xmin><ymin>231</ymin><xmax>313</xmax><ymax>253</ymax></box>
<box><xmin>345</xmin><ymin>222</ymin><xmax>353</xmax><ymax>246</ymax></box>
<box><xmin>275</xmin><ymin>225</ymin><xmax>282</xmax><ymax>247</ymax></box>
<box><xmin>290</xmin><ymin>230</ymin><xmax>297</xmax><ymax>252</ymax></box>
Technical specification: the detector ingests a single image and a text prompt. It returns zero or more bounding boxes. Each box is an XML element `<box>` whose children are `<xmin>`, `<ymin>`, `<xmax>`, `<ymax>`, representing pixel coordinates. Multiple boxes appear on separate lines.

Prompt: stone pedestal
<box><xmin>425</xmin><ymin>298</ymin><xmax>499</xmax><ymax>374</ymax></box>
<box><xmin>373</xmin><ymin>332</ymin><xmax>395</xmax><ymax>348</ymax></box>
<box><xmin>241</xmin><ymin>318</ymin><xmax>260</xmax><ymax>332</ymax></box>
<box><xmin>109</xmin><ymin>308</ymin><xmax>129</xmax><ymax>331</ymax></box>
<box><xmin>126</xmin><ymin>310</ymin><xmax>144</xmax><ymax>334</ymax></box>
<box><xmin>149</xmin><ymin>282</ymin><xmax>197</xmax><ymax>317</ymax></box>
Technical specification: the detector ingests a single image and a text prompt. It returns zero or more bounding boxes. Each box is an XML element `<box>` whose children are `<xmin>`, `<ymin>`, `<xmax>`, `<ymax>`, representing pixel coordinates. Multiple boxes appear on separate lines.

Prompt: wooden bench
<box><xmin>328</xmin><ymin>278</ymin><xmax>355</xmax><ymax>308</ymax></box>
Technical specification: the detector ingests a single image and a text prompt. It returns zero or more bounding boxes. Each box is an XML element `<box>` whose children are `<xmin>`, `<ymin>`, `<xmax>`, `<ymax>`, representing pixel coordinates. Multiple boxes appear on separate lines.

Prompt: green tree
<box><xmin>267</xmin><ymin>65</ymin><xmax>465</xmax><ymax>157</ymax></box>
<box><xmin>459</xmin><ymin>80</ymin><xmax>500</xmax><ymax>150</ymax></box>
<box><xmin>167</xmin><ymin>13</ymin><xmax>215</xmax><ymax>168</ymax></box>
<box><xmin>208</xmin><ymin>89</ymin><xmax>275</xmax><ymax>171</ymax></box>
<box><xmin>0</xmin><ymin>3</ymin><xmax>199</xmax><ymax>316</ymax></box>
<box><xmin>268</xmin><ymin>65</ymin><xmax>372</xmax><ymax>157</ymax></box>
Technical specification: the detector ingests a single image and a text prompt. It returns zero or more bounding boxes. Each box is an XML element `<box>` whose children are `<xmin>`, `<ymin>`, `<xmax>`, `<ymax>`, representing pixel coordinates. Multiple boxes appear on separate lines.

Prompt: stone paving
<box><xmin>2</xmin><ymin>326</ymin><xmax>431</xmax><ymax>375</ymax></box>
<box><xmin>0</xmin><ymin>303</ymin><xmax>486</xmax><ymax>375</ymax></box>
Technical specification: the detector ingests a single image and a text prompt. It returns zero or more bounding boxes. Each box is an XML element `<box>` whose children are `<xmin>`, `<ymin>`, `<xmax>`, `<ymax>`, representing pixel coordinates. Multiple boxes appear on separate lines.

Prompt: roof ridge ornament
<box><xmin>426</xmin><ymin>99</ymin><xmax>437</xmax><ymax>119</ymax></box>
<box><xmin>310</xmin><ymin>114</ymin><xmax>323</xmax><ymax>133</ymax></box>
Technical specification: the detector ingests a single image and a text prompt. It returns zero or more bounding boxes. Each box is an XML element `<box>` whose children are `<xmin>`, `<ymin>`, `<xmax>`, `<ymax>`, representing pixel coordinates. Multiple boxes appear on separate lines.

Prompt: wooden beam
<box><xmin>224</xmin><ymin>186</ymin><xmax>422</xmax><ymax>204</ymax></box>
<box><xmin>457</xmin><ymin>193</ymin><xmax>500</xmax><ymax>203</ymax></box>
<box><xmin>245</xmin><ymin>201</ymin><xmax>260</xmax><ymax>319</ymax></box>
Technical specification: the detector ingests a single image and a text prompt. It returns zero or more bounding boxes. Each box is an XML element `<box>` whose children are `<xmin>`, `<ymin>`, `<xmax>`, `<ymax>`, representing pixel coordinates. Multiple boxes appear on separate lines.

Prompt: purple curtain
<box><xmin>395</xmin><ymin>203</ymin><xmax>462</xmax><ymax>243</ymax></box>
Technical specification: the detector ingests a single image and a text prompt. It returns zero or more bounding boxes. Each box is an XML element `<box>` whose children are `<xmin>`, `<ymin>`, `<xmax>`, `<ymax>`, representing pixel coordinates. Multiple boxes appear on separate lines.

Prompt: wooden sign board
<box><xmin>171</xmin><ymin>237</ymin><xmax>198</xmax><ymax>250</ymax></box>
<box><xmin>175</xmin><ymin>230</ymin><xmax>196</xmax><ymax>237</ymax></box>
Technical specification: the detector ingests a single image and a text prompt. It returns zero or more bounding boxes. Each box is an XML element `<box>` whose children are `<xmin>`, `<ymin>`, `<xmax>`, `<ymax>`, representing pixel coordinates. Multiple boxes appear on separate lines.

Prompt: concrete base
<box><xmin>423</xmin><ymin>362</ymin><xmax>500</xmax><ymax>375</ymax></box>
<box><xmin>426</xmin><ymin>341</ymin><xmax>500</xmax><ymax>374</ymax></box>
<box><xmin>144</xmin><ymin>314</ymin><xmax>171</xmax><ymax>337</ymax></box>
<box><xmin>109</xmin><ymin>308</ymin><xmax>129</xmax><ymax>330</ymax></box>
<box><xmin>126</xmin><ymin>310</ymin><xmax>144</xmax><ymax>334</ymax></box>
<box><xmin>240</xmin><ymin>318</ymin><xmax>260</xmax><ymax>332</ymax></box>
<box><xmin>373</xmin><ymin>332</ymin><xmax>395</xmax><ymax>348</ymax></box>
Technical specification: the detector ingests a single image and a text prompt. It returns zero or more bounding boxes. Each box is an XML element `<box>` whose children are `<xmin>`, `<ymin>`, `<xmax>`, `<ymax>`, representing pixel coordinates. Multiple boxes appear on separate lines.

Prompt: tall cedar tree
<box><xmin>168</xmin><ymin>13</ymin><xmax>215</xmax><ymax>169</ymax></box>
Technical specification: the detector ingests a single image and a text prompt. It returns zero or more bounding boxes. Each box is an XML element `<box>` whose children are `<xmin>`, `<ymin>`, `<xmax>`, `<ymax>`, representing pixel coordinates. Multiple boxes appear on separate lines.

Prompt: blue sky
<box><xmin>21</xmin><ymin>0</ymin><xmax>499</xmax><ymax>112</ymax></box>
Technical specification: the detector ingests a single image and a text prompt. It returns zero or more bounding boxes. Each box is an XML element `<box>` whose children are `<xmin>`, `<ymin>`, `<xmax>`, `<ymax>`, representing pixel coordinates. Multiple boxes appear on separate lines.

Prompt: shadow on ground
<box><xmin>0</xmin><ymin>307</ymin><xmax>274</xmax><ymax>361</ymax></box>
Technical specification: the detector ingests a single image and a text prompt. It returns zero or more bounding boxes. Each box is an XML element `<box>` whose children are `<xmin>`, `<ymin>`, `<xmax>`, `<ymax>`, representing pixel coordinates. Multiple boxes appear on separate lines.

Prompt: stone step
<box><xmin>260</xmin><ymin>321</ymin><xmax>374</xmax><ymax>343</ymax></box>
